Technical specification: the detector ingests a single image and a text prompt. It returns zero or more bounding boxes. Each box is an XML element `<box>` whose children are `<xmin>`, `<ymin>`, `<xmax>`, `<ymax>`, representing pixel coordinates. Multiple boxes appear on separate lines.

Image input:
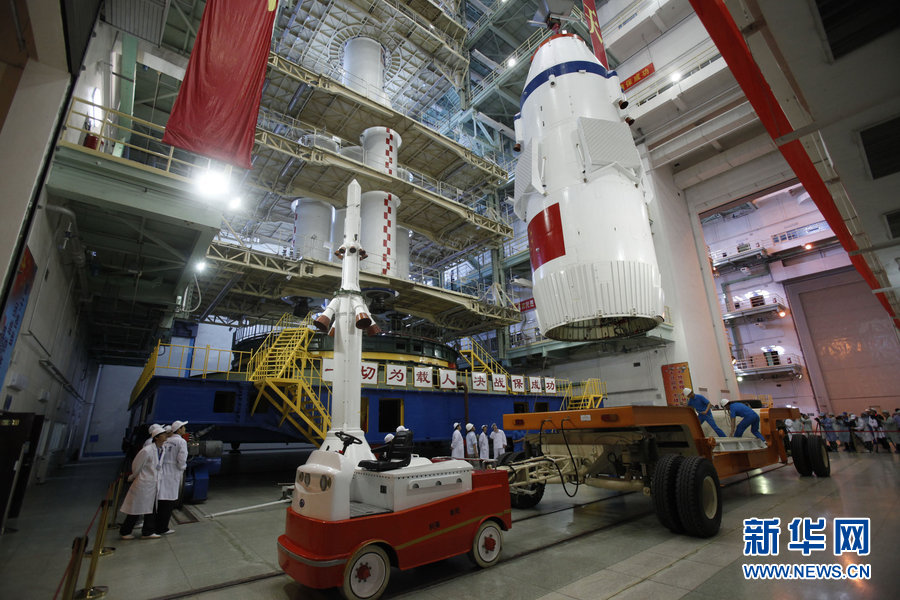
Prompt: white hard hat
<box><xmin>384</xmin><ymin>433</ymin><xmax>395</xmax><ymax>443</ymax></box>
<box><xmin>683</xmin><ymin>387</ymin><xmax>692</xmax><ymax>396</ymax></box>
<box><xmin>171</xmin><ymin>420</ymin><xmax>188</xmax><ymax>431</ymax></box>
<box><xmin>148</xmin><ymin>424</ymin><xmax>165</xmax><ymax>438</ymax></box>
<box><xmin>466</xmin><ymin>423</ymin><xmax>474</xmax><ymax>431</ymax></box>
<box><xmin>453</xmin><ymin>422</ymin><xmax>459</xmax><ymax>429</ymax></box>
<box><xmin>396</xmin><ymin>425</ymin><xmax>408</xmax><ymax>433</ymax></box>
<box><xmin>163</xmin><ymin>425</ymin><xmax>172</xmax><ymax>433</ymax></box>
<box><xmin>720</xmin><ymin>398</ymin><xmax>730</xmax><ymax>406</ymax></box>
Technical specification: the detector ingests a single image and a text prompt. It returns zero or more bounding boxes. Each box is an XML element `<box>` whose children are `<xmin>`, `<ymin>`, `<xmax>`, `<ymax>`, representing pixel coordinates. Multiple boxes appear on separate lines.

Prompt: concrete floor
<box><xmin>2</xmin><ymin>448</ymin><xmax>898</xmax><ymax>599</ymax></box>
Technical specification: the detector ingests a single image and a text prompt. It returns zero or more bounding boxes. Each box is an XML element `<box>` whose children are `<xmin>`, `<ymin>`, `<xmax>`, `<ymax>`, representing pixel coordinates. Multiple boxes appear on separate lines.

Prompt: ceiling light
<box><xmin>804</xmin><ymin>243</ymin><xmax>813</xmax><ymax>250</ymax></box>
<box><xmin>737</xmin><ymin>376</ymin><xmax>743</xmax><ymax>382</ymax></box>
<box><xmin>194</xmin><ymin>169</ymin><xmax>230</xmax><ymax>198</ymax></box>
<box><xmin>228</xmin><ymin>196</ymin><xmax>242</xmax><ymax>211</ymax></box>
<box><xmin>778</xmin><ymin>310</ymin><xmax>786</xmax><ymax>317</ymax></box>
<box><xmin>507</xmin><ymin>57</ymin><xmax>517</xmax><ymax>67</ymax></box>
<box><xmin>670</xmin><ymin>72</ymin><xmax>681</xmax><ymax>83</ymax></box>
<box><xmin>195</xmin><ymin>261</ymin><xmax>207</xmax><ymax>272</ymax></box>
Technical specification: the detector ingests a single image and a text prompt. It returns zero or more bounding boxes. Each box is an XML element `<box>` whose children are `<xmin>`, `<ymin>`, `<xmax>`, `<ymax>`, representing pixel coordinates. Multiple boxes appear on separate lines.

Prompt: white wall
<box><xmin>82</xmin><ymin>364</ymin><xmax>142</xmax><ymax>456</ymax></box>
<box><xmin>3</xmin><ymin>190</ymin><xmax>96</xmax><ymax>476</ymax></box>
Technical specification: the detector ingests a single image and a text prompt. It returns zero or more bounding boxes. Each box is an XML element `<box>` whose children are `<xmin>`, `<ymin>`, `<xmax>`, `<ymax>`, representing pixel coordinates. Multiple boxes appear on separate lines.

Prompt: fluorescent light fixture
<box><xmin>670</xmin><ymin>72</ymin><xmax>681</xmax><ymax>83</ymax></box>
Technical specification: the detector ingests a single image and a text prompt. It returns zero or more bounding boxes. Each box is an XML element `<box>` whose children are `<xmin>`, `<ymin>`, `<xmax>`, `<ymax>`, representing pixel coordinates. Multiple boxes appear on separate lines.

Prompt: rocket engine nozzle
<box><xmin>314</xmin><ymin>314</ymin><xmax>332</xmax><ymax>332</ymax></box>
<box><xmin>355</xmin><ymin>312</ymin><xmax>373</xmax><ymax>329</ymax></box>
<box><xmin>313</xmin><ymin>303</ymin><xmax>337</xmax><ymax>332</ymax></box>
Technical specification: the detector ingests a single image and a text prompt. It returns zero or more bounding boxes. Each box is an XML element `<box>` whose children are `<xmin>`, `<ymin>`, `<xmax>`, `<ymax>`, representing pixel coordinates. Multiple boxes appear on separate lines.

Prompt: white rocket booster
<box><xmin>314</xmin><ymin>180</ymin><xmax>377</xmax><ymax>464</ymax></box>
<box><xmin>513</xmin><ymin>33</ymin><xmax>664</xmax><ymax>341</ymax></box>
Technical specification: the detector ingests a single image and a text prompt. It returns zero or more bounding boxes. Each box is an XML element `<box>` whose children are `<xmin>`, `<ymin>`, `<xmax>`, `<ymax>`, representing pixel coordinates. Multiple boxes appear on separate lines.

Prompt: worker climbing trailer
<box><xmin>500</xmin><ymin>404</ymin><xmax>823</xmax><ymax>538</ymax></box>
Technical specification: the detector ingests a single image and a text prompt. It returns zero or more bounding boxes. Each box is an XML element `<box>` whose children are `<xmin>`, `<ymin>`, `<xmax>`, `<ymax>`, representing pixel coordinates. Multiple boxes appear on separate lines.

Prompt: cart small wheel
<box><xmin>807</xmin><ymin>435</ymin><xmax>831</xmax><ymax>477</ymax></box>
<box><xmin>675</xmin><ymin>456</ymin><xmax>722</xmax><ymax>538</ymax></box>
<box><xmin>791</xmin><ymin>434</ymin><xmax>812</xmax><ymax>476</ymax></box>
<box><xmin>342</xmin><ymin>544</ymin><xmax>390</xmax><ymax>600</ymax></box>
<box><xmin>469</xmin><ymin>520</ymin><xmax>503</xmax><ymax>568</ymax></box>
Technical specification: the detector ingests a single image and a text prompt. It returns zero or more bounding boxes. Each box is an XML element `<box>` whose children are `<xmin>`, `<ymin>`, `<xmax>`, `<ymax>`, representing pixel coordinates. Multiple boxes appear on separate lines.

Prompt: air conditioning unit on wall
<box><xmin>6</xmin><ymin>372</ymin><xmax>28</xmax><ymax>391</ymax></box>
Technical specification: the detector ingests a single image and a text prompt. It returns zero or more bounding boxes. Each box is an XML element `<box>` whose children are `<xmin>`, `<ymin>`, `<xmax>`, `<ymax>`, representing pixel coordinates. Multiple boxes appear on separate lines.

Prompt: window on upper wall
<box><xmin>513</xmin><ymin>402</ymin><xmax>528</xmax><ymax>413</ymax></box>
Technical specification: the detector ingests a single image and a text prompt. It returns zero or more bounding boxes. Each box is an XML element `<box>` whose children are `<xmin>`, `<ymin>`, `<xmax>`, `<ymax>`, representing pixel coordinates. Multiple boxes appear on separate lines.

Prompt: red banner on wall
<box><xmin>621</xmin><ymin>63</ymin><xmax>655</xmax><ymax>92</ymax></box>
<box><xmin>581</xmin><ymin>1</ymin><xmax>609</xmax><ymax>70</ymax></box>
<box><xmin>162</xmin><ymin>0</ymin><xmax>277</xmax><ymax>169</ymax></box>
<box><xmin>516</xmin><ymin>298</ymin><xmax>536</xmax><ymax>312</ymax></box>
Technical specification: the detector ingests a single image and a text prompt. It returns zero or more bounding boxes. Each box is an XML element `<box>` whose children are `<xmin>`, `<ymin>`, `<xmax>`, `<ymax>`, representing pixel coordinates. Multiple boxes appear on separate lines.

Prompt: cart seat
<box><xmin>358</xmin><ymin>430</ymin><xmax>413</xmax><ymax>472</ymax></box>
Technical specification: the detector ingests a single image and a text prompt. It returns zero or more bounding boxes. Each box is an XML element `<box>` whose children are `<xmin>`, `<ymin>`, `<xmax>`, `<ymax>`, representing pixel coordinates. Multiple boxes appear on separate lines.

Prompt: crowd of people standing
<box><xmin>119</xmin><ymin>420</ymin><xmax>189</xmax><ymax>539</ymax></box>
<box><xmin>811</xmin><ymin>409</ymin><xmax>900</xmax><ymax>453</ymax></box>
<box><xmin>450</xmin><ymin>422</ymin><xmax>508</xmax><ymax>459</ymax></box>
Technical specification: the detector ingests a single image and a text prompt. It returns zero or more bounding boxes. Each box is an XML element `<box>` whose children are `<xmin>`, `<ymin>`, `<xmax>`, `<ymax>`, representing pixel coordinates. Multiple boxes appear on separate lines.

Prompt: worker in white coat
<box><xmin>490</xmin><ymin>423</ymin><xmax>507</xmax><ymax>459</ymax></box>
<box><xmin>450</xmin><ymin>422</ymin><xmax>464</xmax><ymax>458</ymax></box>
<box><xmin>120</xmin><ymin>424</ymin><xmax>167</xmax><ymax>539</ymax></box>
<box><xmin>465</xmin><ymin>423</ymin><xmax>478</xmax><ymax>458</ymax></box>
<box><xmin>478</xmin><ymin>425</ymin><xmax>490</xmax><ymax>459</ymax></box>
<box><xmin>157</xmin><ymin>420</ymin><xmax>189</xmax><ymax>535</ymax></box>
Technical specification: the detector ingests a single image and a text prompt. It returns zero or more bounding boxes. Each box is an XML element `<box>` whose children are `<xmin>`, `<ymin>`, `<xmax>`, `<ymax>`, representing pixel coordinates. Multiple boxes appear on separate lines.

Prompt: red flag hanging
<box><xmin>582</xmin><ymin>0</ymin><xmax>609</xmax><ymax>70</ymax></box>
<box><xmin>162</xmin><ymin>0</ymin><xmax>277</xmax><ymax>169</ymax></box>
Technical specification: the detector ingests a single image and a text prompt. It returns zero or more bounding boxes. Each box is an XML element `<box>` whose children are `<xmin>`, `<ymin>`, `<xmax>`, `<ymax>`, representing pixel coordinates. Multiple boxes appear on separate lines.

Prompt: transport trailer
<box><xmin>500</xmin><ymin>404</ymin><xmax>829</xmax><ymax>538</ymax></box>
<box><xmin>277</xmin><ymin>432</ymin><xmax>511</xmax><ymax>600</ymax></box>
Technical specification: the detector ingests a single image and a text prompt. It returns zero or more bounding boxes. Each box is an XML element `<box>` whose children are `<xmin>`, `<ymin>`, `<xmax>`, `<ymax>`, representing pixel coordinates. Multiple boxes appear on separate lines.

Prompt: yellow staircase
<box><xmin>563</xmin><ymin>378</ymin><xmax>607</xmax><ymax>410</ymax></box>
<box><xmin>247</xmin><ymin>314</ymin><xmax>331</xmax><ymax>445</ymax></box>
<box><xmin>458</xmin><ymin>337</ymin><xmax>509</xmax><ymax>376</ymax></box>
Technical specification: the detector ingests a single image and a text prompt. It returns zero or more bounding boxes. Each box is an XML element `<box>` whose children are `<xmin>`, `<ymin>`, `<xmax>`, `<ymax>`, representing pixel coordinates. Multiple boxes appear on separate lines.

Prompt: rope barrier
<box><xmin>54</xmin><ymin>476</ymin><xmax>122</xmax><ymax>600</ymax></box>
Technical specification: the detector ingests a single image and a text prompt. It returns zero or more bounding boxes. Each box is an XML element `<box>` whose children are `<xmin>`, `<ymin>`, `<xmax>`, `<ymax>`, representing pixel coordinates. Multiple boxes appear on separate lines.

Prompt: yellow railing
<box><xmin>61</xmin><ymin>96</ymin><xmax>224</xmax><ymax>181</ymax></box>
<box><xmin>129</xmin><ymin>341</ymin><xmax>251</xmax><ymax>406</ymax></box>
<box><xmin>458</xmin><ymin>337</ymin><xmax>509</xmax><ymax>376</ymax></box>
<box><xmin>563</xmin><ymin>378</ymin><xmax>607</xmax><ymax>410</ymax></box>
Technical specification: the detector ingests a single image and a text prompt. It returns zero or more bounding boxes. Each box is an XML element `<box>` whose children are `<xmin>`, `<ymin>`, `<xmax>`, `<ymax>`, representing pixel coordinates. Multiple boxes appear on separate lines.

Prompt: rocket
<box><xmin>313</xmin><ymin>179</ymin><xmax>379</xmax><ymax>464</ymax></box>
<box><xmin>513</xmin><ymin>32</ymin><xmax>664</xmax><ymax>341</ymax></box>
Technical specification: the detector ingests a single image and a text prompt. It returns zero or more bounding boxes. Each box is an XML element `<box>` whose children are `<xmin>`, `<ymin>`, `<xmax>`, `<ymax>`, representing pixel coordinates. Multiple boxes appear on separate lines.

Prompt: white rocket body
<box><xmin>318</xmin><ymin>180</ymin><xmax>375</xmax><ymax>465</ymax></box>
<box><xmin>513</xmin><ymin>34</ymin><xmax>664</xmax><ymax>341</ymax></box>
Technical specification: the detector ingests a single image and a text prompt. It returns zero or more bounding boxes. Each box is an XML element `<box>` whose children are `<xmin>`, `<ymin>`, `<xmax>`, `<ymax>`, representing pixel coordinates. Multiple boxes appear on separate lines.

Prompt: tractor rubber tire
<box><xmin>652</xmin><ymin>454</ymin><xmax>685</xmax><ymax>533</ymax></box>
<box><xmin>807</xmin><ymin>435</ymin><xmax>831</xmax><ymax>477</ymax></box>
<box><xmin>675</xmin><ymin>456</ymin><xmax>722</xmax><ymax>538</ymax></box>
<box><xmin>791</xmin><ymin>434</ymin><xmax>813</xmax><ymax>476</ymax></box>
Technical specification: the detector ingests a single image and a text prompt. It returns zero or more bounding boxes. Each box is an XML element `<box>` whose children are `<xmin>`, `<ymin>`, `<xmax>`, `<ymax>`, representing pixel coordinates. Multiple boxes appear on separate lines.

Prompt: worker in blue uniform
<box><xmin>683</xmin><ymin>387</ymin><xmax>726</xmax><ymax>436</ymax></box>
<box><xmin>722</xmin><ymin>398</ymin><xmax>767</xmax><ymax>443</ymax></box>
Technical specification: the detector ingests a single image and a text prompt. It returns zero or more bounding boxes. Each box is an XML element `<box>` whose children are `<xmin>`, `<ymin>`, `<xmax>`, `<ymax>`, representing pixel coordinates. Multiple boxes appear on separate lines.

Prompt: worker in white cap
<box><xmin>684</xmin><ymin>387</ymin><xmax>726</xmax><ymax>437</ymax></box>
<box><xmin>157</xmin><ymin>420</ymin><xmax>189</xmax><ymax>535</ymax></box>
<box><xmin>450</xmin><ymin>422</ymin><xmax>464</xmax><ymax>458</ymax></box>
<box><xmin>465</xmin><ymin>423</ymin><xmax>477</xmax><ymax>458</ymax></box>
<box><xmin>478</xmin><ymin>425</ymin><xmax>490</xmax><ymax>459</ymax></box>
<box><xmin>490</xmin><ymin>423</ymin><xmax>507</xmax><ymax>459</ymax></box>
<box><xmin>722</xmin><ymin>399</ymin><xmax>767</xmax><ymax>443</ymax></box>
<box><xmin>120</xmin><ymin>424</ymin><xmax>167</xmax><ymax>539</ymax></box>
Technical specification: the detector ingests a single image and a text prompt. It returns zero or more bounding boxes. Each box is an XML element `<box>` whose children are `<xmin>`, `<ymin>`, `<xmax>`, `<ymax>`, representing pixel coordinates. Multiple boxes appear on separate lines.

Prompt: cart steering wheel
<box><xmin>335</xmin><ymin>430</ymin><xmax>363</xmax><ymax>454</ymax></box>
